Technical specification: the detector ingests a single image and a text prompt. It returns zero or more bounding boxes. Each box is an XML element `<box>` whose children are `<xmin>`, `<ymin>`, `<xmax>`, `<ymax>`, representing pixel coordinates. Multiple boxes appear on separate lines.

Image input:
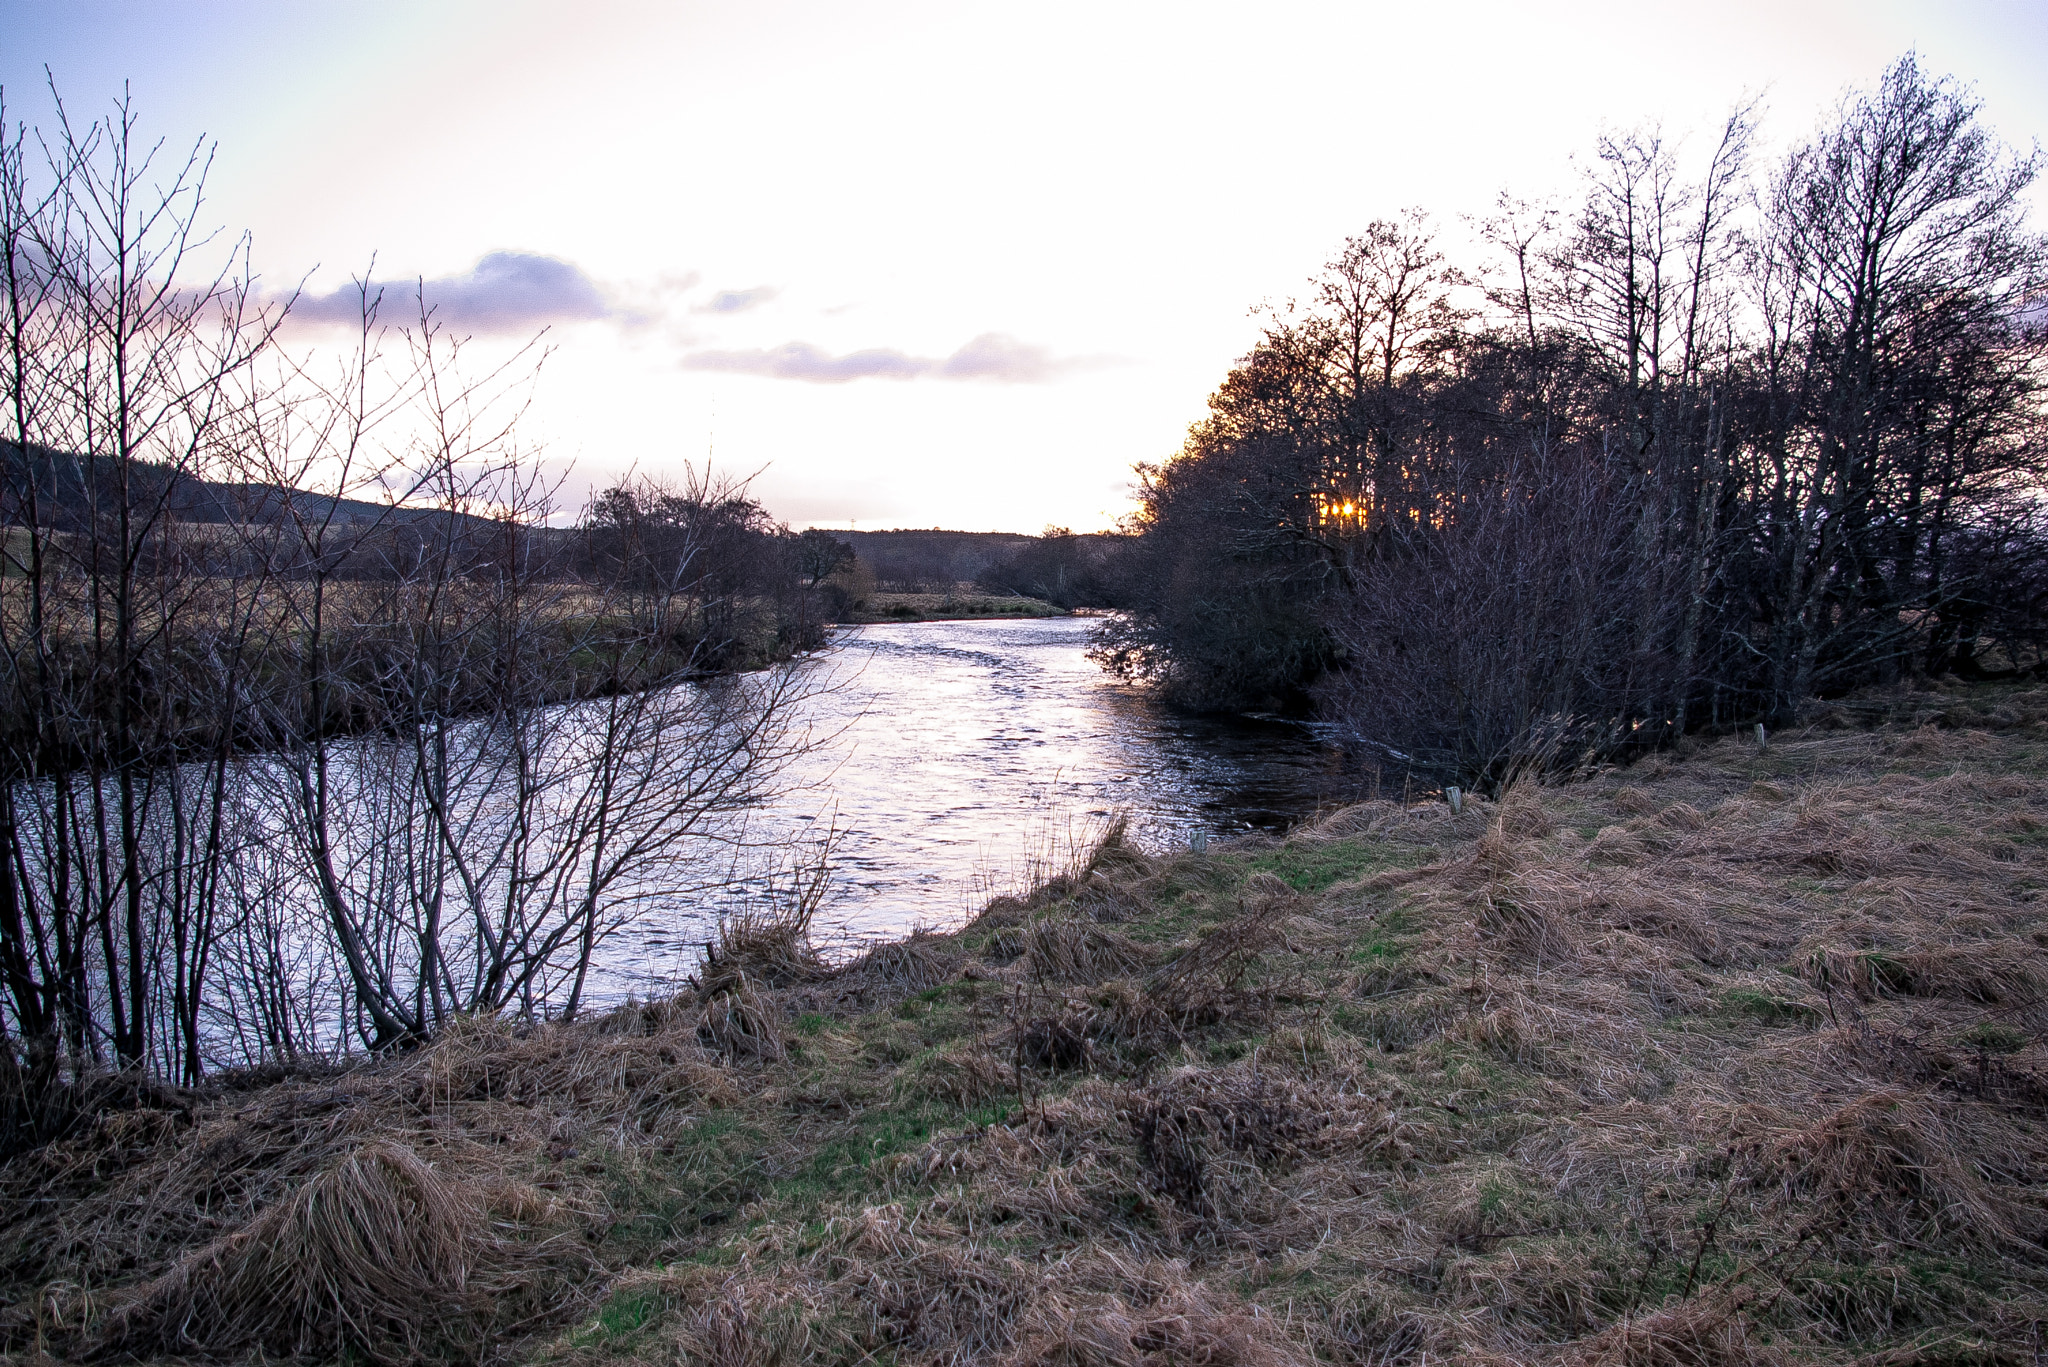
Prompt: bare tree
<box><xmin>1108</xmin><ymin>56</ymin><xmax>2048</xmax><ymax>778</ymax></box>
<box><xmin>0</xmin><ymin>87</ymin><xmax>831</xmax><ymax>1131</ymax></box>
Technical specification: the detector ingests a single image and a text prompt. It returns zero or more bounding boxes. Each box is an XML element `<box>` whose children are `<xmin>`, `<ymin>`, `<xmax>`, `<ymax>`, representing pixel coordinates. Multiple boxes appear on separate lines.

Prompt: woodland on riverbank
<box><xmin>1099</xmin><ymin>57</ymin><xmax>2048</xmax><ymax>789</ymax></box>
<box><xmin>6</xmin><ymin>682</ymin><xmax>2043</xmax><ymax>1366</ymax></box>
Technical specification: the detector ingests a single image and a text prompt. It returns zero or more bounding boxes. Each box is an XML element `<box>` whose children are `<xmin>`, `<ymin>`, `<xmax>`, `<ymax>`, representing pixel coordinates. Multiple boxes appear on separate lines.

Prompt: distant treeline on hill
<box><xmin>1</xmin><ymin>440</ymin><xmax>1129</xmax><ymax>612</ymax></box>
<box><xmin>830</xmin><ymin>527</ymin><xmax>1126</xmax><ymax>608</ymax></box>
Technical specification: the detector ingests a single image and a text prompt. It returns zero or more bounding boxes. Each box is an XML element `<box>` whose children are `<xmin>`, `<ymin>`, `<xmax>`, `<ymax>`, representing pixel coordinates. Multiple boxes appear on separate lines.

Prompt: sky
<box><xmin>3</xmin><ymin>0</ymin><xmax>2045</xmax><ymax>532</ymax></box>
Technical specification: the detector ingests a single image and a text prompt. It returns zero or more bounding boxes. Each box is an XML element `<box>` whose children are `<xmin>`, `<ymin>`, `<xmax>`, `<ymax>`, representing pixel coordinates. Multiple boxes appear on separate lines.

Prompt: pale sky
<box><xmin>4</xmin><ymin>0</ymin><xmax>2045</xmax><ymax>532</ymax></box>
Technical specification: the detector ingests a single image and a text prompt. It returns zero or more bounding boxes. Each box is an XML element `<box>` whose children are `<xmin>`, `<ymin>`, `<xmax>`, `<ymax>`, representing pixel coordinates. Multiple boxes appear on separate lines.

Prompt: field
<box><xmin>4</xmin><ymin>684</ymin><xmax>2046</xmax><ymax>1365</ymax></box>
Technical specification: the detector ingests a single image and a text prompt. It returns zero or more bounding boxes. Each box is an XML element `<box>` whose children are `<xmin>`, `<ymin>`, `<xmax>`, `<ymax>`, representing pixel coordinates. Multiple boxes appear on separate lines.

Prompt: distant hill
<box><xmin>0</xmin><ymin>441</ymin><xmax>495</xmax><ymax>532</ymax></box>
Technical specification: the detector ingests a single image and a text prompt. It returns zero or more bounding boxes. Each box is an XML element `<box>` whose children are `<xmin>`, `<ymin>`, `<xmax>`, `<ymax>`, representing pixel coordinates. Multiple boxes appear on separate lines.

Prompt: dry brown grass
<box><xmin>0</xmin><ymin>1008</ymin><xmax>734</xmax><ymax>1361</ymax></box>
<box><xmin>101</xmin><ymin>1141</ymin><xmax>484</xmax><ymax>1361</ymax></box>
<box><xmin>6</xmin><ymin>682</ymin><xmax>2048</xmax><ymax>1366</ymax></box>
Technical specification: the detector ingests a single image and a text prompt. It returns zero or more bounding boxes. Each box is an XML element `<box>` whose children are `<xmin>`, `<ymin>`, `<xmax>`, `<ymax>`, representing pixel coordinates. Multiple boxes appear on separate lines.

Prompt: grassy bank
<box><xmin>0</xmin><ymin>582</ymin><xmax>828</xmax><ymax>766</ymax></box>
<box><xmin>5</xmin><ymin>685</ymin><xmax>2047</xmax><ymax>1364</ymax></box>
<box><xmin>843</xmin><ymin>591</ymin><xmax>1066</xmax><ymax>624</ymax></box>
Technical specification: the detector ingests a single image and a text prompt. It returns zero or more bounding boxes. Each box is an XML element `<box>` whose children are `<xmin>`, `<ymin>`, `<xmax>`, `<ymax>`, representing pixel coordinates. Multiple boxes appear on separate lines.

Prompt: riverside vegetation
<box><xmin>1099</xmin><ymin>57</ymin><xmax>2048</xmax><ymax>782</ymax></box>
<box><xmin>4</xmin><ymin>682</ymin><xmax>2044</xmax><ymax>1365</ymax></box>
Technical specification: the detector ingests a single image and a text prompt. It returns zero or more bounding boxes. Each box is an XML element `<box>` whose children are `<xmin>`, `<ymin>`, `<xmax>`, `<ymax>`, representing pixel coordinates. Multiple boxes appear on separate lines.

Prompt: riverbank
<box><xmin>842</xmin><ymin>590</ymin><xmax>1066</xmax><ymax>623</ymax></box>
<box><xmin>5</xmin><ymin>683</ymin><xmax>2045</xmax><ymax>1364</ymax></box>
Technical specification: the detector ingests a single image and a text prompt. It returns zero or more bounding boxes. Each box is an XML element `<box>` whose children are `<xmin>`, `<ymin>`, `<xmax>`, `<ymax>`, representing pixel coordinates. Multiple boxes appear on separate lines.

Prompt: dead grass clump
<box><xmin>843</xmin><ymin>930</ymin><xmax>959</xmax><ymax>992</ymax></box>
<box><xmin>1509</xmin><ymin>867</ymin><xmax>1727</xmax><ymax>965</ymax></box>
<box><xmin>1799</xmin><ymin>940</ymin><xmax>2046</xmax><ymax>1012</ymax></box>
<box><xmin>1014</xmin><ymin>916</ymin><xmax>1153</xmax><ymax>984</ymax></box>
<box><xmin>1460</xmin><ymin>977</ymin><xmax>1659</xmax><ymax>1098</ymax></box>
<box><xmin>591</xmin><ymin>993</ymin><xmax>702</xmax><ymax>1036</ymax></box>
<box><xmin>661</xmin><ymin>1276</ymin><xmax>813</xmax><ymax>1367</ymax></box>
<box><xmin>837</xmin><ymin>1232</ymin><xmax>1035</xmax><ymax>1362</ymax></box>
<box><xmin>697</xmin><ymin>978</ymin><xmax>787</xmax><ymax>1064</ymax></box>
<box><xmin>699</xmin><ymin>903</ymin><xmax>827</xmax><ymax>1000</ymax></box>
<box><xmin>901</xmin><ymin>1044</ymin><xmax>1014</xmax><ymax>1107</ymax></box>
<box><xmin>1075</xmin><ymin>874</ymin><xmax>1158</xmax><ymax>925</ymax></box>
<box><xmin>976</xmin><ymin>893</ymin><xmax>1036</xmax><ymax>930</ymax></box>
<box><xmin>1741</xmin><ymin>1088</ymin><xmax>2041</xmax><ymax>1251</ymax></box>
<box><xmin>1298</xmin><ymin>799</ymin><xmax>1405</xmax><ymax>840</ymax></box>
<box><xmin>1145</xmin><ymin>898</ymin><xmax>1285</xmax><ymax>1018</ymax></box>
<box><xmin>1612</xmin><ymin>785</ymin><xmax>1659</xmax><ymax>816</ymax></box>
<box><xmin>1127</xmin><ymin>1072</ymin><xmax>1323</xmax><ymax>1221</ymax></box>
<box><xmin>1000</xmin><ymin>906</ymin><xmax>1284</xmax><ymax>1073</ymax></box>
<box><xmin>1003</xmin><ymin>1266</ymin><xmax>1313</xmax><ymax>1367</ymax></box>
<box><xmin>1499</xmin><ymin>782</ymin><xmax>1558</xmax><ymax>837</ymax></box>
<box><xmin>1001</xmin><ymin>814</ymin><xmax>1149</xmax><ymax>916</ymax></box>
<box><xmin>1460</xmin><ymin>825</ymin><xmax>1540</xmax><ymax>885</ymax></box>
<box><xmin>1755</xmin><ymin>816</ymin><xmax>1911</xmax><ymax>879</ymax></box>
<box><xmin>1886</xmin><ymin>724</ymin><xmax>2000</xmax><ymax>760</ymax></box>
<box><xmin>1017</xmin><ymin>976</ymin><xmax>1252</xmax><ymax>1071</ymax></box>
<box><xmin>1475</xmin><ymin>889</ymin><xmax>1578</xmax><ymax>964</ymax></box>
<box><xmin>1561</xmin><ymin>1295</ymin><xmax>1785</xmax><ymax>1366</ymax></box>
<box><xmin>1586</xmin><ymin>824</ymin><xmax>1653</xmax><ymax>867</ymax></box>
<box><xmin>1010</xmin><ymin>1012</ymin><xmax>1099</xmax><ymax>1071</ymax></box>
<box><xmin>1896</xmin><ymin>942</ymin><xmax>2048</xmax><ymax>1008</ymax></box>
<box><xmin>0</xmin><ymin>1007</ymin><xmax>736</xmax><ymax>1328</ymax></box>
<box><xmin>1080</xmin><ymin>812</ymin><xmax>1146</xmax><ymax>877</ymax></box>
<box><xmin>412</xmin><ymin>1011</ymin><xmax>736</xmax><ymax>1122</ymax></box>
<box><xmin>98</xmin><ymin>1141</ymin><xmax>519</xmax><ymax>1363</ymax></box>
<box><xmin>1656</xmin><ymin>802</ymin><xmax>1709</xmax><ymax>831</ymax></box>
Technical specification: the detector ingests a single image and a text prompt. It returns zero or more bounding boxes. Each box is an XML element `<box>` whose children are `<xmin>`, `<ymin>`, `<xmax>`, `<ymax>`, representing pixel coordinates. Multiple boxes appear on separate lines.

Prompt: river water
<box><xmin>604</xmin><ymin>615</ymin><xmax>1377</xmax><ymax>994</ymax></box>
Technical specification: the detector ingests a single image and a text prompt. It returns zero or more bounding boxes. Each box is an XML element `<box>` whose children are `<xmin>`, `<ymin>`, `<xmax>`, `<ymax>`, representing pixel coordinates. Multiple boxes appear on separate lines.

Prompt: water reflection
<box><xmin>601</xmin><ymin>616</ymin><xmax>1378</xmax><ymax>996</ymax></box>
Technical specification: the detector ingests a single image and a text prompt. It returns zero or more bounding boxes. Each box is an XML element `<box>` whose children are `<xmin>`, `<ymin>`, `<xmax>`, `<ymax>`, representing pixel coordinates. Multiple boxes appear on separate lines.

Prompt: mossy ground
<box><xmin>6</xmin><ymin>683</ymin><xmax>2048</xmax><ymax>1365</ymax></box>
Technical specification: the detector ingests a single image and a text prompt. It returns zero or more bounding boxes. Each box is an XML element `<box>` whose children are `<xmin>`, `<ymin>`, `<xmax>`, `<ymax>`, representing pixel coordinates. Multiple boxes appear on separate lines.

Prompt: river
<box><xmin>599</xmin><ymin>614</ymin><xmax>1377</xmax><ymax>996</ymax></box>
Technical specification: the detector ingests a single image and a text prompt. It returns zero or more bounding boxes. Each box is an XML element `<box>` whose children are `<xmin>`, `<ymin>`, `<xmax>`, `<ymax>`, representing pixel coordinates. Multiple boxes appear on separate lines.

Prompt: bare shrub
<box><xmin>1313</xmin><ymin>453</ymin><xmax>1679</xmax><ymax>789</ymax></box>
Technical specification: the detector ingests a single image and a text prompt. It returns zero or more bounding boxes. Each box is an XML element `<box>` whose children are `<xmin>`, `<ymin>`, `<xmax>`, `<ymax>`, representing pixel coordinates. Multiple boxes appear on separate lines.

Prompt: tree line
<box><xmin>0</xmin><ymin>89</ymin><xmax>834</xmax><ymax>1148</ymax></box>
<box><xmin>1097</xmin><ymin>57</ymin><xmax>2048</xmax><ymax>783</ymax></box>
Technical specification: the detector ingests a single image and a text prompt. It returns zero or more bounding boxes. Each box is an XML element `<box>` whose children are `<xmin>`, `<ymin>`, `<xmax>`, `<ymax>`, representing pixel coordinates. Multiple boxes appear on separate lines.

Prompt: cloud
<box><xmin>680</xmin><ymin>332</ymin><xmax>1101</xmax><ymax>384</ymax></box>
<box><xmin>681</xmin><ymin>341</ymin><xmax>926</xmax><ymax>382</ymax></box>
<box><xmin>289</xmin><ymin>251</ymin><xmax>610</xmax><ymax>333</ymax></box>
<box><xmin>695</xmin><ymin>284</ymin><xmax>780</xmax><ymax>314</ymax></box>
<box><xmin>934</xmin><ymin>332</ymin><xmax>1064</xmax><ymax>382</ymax></box>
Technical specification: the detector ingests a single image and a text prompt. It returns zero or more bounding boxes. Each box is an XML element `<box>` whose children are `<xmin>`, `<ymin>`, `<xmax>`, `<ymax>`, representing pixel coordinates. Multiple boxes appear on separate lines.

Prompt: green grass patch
<box><xmin>1721</xmin><ymin>986</ymin><xmax>1822</xmax><ymax>1027</ymax></box>
<box><xmin>581</xmin><ymin>1286</ymin><xmax>660</xmax><ymax>1344</ymax></box>
<box><xmin>1247</xmin><ymin>838</ymin><xmax>1408</xmax><ymax>893</ymax></box>
<box><xmin>1959</xmin><ymin>1022</ymin><xmax>2029</xmax><ymax>1054</ymax></box>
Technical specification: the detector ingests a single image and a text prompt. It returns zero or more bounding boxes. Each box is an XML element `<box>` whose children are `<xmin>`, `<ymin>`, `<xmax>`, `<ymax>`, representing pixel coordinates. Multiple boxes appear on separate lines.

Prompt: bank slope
<box><xmin>6</xmin><ymin>685</ymin><xmax>2046</xmax><ymax>1366</ymax></box>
